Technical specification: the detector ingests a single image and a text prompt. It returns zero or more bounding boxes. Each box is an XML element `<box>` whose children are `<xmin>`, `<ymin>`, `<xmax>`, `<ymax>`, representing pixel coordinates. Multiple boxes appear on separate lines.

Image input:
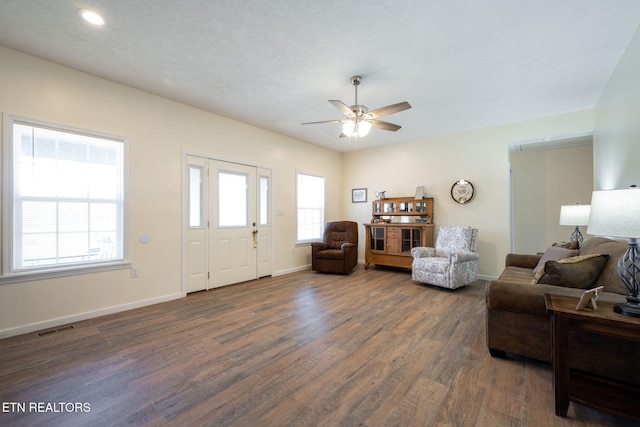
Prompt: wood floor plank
<box><xmin>371</xmin><ymin>375</ymin><xmax>447</xmax><ymax>426</ymax></box>
<box><xmin>0</xmin><ymin>266</ymin><xmax>636</xmax><ymax>426</ymax></box>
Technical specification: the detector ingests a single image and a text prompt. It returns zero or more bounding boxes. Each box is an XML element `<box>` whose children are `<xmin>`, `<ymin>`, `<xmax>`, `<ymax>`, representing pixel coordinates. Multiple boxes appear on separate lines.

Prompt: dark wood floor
<box><xmin>0</xmin><ymin>266</ymin><xmax>635</xmax><ymax>426</ymax></box>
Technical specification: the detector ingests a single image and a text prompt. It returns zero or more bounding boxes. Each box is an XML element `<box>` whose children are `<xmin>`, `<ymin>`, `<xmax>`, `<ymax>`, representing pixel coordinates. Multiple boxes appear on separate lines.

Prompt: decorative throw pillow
<box><xmin>537</xmin><ymin>254</ymin><xmax>610</xmax><ymax>288</ymax></box>
<box><xmin>530</xmin><ymin>246</ymin><xmax>579</xmax><ymax>283</ymax></box>
<box><xmin>552</xmin><ymin>240</ymin><xmax>579</xmax><ymax>250</ymax></box>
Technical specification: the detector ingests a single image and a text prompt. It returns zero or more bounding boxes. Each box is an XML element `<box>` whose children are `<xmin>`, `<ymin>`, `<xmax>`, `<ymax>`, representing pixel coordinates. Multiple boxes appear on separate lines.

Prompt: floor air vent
<box><xmin>38</xmin><ymin>325</ymin><xmax>74</xmax><ymax>337</ymax></box>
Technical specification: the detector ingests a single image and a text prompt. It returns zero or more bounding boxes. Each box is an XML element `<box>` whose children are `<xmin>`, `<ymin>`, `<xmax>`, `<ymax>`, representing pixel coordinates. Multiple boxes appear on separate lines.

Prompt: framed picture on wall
<box><xmin>352</xmin><ymin>188</ymin><xmax>367</xmax><ymax>203</ymax></box>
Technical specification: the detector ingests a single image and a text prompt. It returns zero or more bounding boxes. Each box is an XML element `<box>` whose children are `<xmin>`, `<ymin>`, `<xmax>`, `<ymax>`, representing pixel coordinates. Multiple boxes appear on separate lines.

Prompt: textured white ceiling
<box><xmin>0</xmin><ymin>1</ymin><xmax>639</xmax><ymax>152</ymax></box>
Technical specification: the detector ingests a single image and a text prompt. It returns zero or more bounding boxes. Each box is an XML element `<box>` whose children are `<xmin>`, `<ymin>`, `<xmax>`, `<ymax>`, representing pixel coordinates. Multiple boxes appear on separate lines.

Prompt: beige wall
<box><xmin>342</xmin><ymin>110</ymin><xmax>595</xmax><ymax>278</ymax></box>
<box><xmin>0</xmin><ymin>47</ymin><xmax>342</xmax><ymax>336</ymax></box>
<box><xmin>595</xmin><ymin>27</ymin><xmax>640</xmax><ymax>190</ymax></box>
<box><xmin>511</xmin><ymin>143</ymin><xmax>594</xmax><ymax>254</ymax></box>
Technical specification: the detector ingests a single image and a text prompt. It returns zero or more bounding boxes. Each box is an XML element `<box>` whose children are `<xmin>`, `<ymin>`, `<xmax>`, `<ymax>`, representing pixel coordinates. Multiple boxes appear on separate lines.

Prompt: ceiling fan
<box><xmin>301</xmin><ymin>75</ymin><xmax>411</xmax><ymax>138</ymax></box>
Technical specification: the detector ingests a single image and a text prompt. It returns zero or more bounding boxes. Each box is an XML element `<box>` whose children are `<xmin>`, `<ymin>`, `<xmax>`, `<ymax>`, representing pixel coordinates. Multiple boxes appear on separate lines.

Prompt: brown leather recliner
<box><xmin>311</xmin><ymin>221</ymin><xmax>358</xmax><ymax>274</ymax></box>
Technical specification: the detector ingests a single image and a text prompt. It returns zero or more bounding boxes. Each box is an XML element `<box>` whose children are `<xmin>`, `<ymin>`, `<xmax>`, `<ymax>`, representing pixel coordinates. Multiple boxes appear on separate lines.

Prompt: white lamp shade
<box><xmin>587</xmin><ymin>188</ymin><xmax>640</xmax><ymax>238</ymax></box>
<box><xmin>342</xmin><ymin>121</ymin><xmax>355</xmax><ymax>136</ymax></box>
<box><xmin>357</xmin><ymin>120</ymin><xmax>371</xmax><ymax>137</ymax></box>
<box><xmin>559</xmin><ymin>204</ymin><xmax>590</xmax><ymax>226</ymax></box>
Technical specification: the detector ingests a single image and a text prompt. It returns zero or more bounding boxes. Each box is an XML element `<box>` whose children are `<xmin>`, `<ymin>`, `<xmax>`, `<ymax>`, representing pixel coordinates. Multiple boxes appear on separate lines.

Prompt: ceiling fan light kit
<box><xmin>302</xmin><ymin>75</ymin><xmax>411</xmax><ymax>140</ymax></box>
<box><xmin>342</xmin><ymin>119</ymin><xmax>371</xmax><ymax>137</ymax></box>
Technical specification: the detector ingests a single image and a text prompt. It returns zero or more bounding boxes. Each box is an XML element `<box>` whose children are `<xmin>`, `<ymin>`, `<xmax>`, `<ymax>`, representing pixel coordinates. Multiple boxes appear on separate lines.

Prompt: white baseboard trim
<box><xmin>0</xmin><ymin>292</ymin><xmax>185</xmax><ymax>339</ymax></box>
<box><xmin>478</xmin><ymin>274</ymin><xmax>498</xmax><ymax>281</ymax></box>
<box><xmin>273</xmin><ymin>264</ymin><xmax>311</xmax><ymax>276</ymax></box>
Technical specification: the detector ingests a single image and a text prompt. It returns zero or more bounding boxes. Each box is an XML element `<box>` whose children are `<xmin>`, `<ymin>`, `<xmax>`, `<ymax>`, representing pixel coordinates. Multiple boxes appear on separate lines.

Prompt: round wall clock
<box><xmin>451</xmin><ymin>180</ymin><xmax>474</xmax><ymax>204</ymax></box>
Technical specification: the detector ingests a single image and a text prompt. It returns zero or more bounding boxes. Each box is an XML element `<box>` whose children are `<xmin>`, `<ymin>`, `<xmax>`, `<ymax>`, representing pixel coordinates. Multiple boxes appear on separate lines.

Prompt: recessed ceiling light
<box><xmin>78</xmin><ymin>9</ymin><xmax>105</xmax><ymax>26</ymax></box>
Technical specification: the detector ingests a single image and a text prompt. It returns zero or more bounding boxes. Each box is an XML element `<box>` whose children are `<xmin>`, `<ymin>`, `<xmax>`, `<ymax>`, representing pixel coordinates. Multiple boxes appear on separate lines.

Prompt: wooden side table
<box><xmin>544</xmin><ymin>294</ymin><xmax>640</xmax><ymax>420</ymax></box>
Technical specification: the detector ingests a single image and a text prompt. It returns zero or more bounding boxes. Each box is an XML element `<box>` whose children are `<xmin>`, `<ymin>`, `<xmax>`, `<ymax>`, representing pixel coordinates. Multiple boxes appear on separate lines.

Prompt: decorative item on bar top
<box><xmin>375</xmin><ymin>191</ymin><xmax>386</xmax><ymax>200</ymax></box>
<box><xmin>559</xmin><ymin>204</ymin><xmax>590</xmax><ymax>247</ymax></box>
<box><xmin>587</xmin><ymin>186</ymin><xmax>640</xmax><ymax>317</ymax></box>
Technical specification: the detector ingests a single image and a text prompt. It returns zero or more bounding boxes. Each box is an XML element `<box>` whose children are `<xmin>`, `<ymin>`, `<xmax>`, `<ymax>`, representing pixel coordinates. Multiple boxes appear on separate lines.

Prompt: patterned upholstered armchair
<box><xmin>411</xmin><ymin>225</ymin><xmax>479</xmax><ymax>289</ymax></box>
<box><xmin>311</xmin><ymin>221</ymin><xmax>358</xmax><ymax>274</ymax></box>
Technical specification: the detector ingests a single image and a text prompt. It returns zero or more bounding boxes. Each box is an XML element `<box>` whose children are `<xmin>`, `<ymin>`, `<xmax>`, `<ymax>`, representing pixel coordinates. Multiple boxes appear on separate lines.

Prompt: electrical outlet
<box><xmin>131</xmin><ymin>267</ymin><xmax>139</xmax><ymax>278</ymax></box>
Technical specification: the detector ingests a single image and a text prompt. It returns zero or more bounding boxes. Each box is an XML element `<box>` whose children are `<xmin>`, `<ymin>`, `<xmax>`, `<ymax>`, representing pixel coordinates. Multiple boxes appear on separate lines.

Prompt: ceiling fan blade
<box><xmin>367</xmin><ymin>102</ymin><xmax>411</xmax><ymax>119</ymax></box>
<box><xmin>329</xmin><ymin>100</ymin><xmax>355</xmax><ymax>117</ymax></box>
<box><xmin>370</xmin><ymin>120</ymin><xmax>401</xmax><ymax>131</ymax></box>
<box><xmin>301</xmin><ymin>119</ymin><xmax>345</xmax><ymax>125</ymax></box>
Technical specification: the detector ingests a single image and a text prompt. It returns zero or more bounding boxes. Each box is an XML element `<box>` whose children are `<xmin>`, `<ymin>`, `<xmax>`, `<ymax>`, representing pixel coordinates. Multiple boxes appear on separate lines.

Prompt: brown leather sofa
<box><xmin>486</xmin><ymin>237</ymin><xmax>639</xmax><ymax>385</ymax></box>
<box><xmin>311</xmin><ymin>221</ymin><xmax>358</xmax><ymax>274</ymax></box>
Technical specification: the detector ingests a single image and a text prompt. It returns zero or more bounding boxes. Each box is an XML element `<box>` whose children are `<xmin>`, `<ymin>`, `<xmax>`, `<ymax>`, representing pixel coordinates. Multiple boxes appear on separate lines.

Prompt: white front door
<box><xmin>209</xmin><ymin>160</ymin><xmax>258</xmax><ymax>288</ymax></box>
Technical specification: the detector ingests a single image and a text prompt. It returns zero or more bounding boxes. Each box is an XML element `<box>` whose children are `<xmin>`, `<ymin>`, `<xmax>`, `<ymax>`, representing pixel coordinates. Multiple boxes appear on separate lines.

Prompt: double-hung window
<box><xmin>2</xmin><ymin>114</ymin><xmax>127</xmax><ymax>279</ymax></box>
<box><xmin>296</xmin><ymin>172</ymin><xmax>324</xmax><ymax>243</ymax></box>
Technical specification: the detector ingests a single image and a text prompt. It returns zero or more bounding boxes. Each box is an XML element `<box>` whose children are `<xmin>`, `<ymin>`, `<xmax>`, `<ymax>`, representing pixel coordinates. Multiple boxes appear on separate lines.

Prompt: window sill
<box><xmin>0</xmin><ymin>261</ymin><xmax>131</xmax><ymax>284</ymax></box>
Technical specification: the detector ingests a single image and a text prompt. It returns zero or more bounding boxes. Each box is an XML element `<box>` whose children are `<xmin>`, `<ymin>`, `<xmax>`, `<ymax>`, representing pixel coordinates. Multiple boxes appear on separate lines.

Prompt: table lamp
<box><xmin>559</xmin><ymin>204</ymin><xmax>590</xmax><ymax>247</ymax></box>
<box><xmin>587</xmin><ymin>187</ymin><xmax>640</xmax><ymax>317</ymax></box>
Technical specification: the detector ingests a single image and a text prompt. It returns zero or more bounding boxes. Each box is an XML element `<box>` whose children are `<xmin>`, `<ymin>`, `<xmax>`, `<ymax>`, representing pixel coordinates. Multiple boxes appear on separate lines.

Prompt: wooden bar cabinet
<box><xmin>363</xmin><ymin>197</ymin><xmax>434</xmax><ymax>269</ymax></box>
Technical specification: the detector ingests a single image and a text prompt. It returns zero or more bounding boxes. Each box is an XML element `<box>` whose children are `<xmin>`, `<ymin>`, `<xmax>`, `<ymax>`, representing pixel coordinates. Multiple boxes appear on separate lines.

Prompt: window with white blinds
<box><xmin>2</xmin><ymin>114</ymin><xmax>127</xmax><ymax>277</ymax></box>
<box><xmin>296</xmin><ymin>172</ymin><xmax>324</xmax><ymax>243</ymax></box>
